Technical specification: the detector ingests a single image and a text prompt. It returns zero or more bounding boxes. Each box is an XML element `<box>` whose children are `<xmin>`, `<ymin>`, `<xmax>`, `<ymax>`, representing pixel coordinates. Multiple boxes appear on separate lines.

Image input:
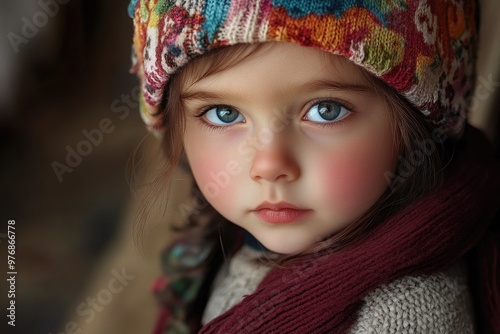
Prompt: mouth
<box><xmin>252</xmin><ymin>201</ymin><xmax>312</xmax><ymax>224</ymax></box>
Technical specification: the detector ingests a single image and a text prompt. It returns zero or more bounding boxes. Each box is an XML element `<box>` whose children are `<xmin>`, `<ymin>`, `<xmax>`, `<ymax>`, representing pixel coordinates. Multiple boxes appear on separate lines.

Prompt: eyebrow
<box><xmin>181</xmin><ymin>90</ymin><xmax>228</xmax><ymax>101</ymax></box>
<box><xmin>301</xmin><ymin>79</ymin><xmax>373</xmax><ymax>93</ymax></box>
<box><xmin>181</xmin><ymin>79</ymin><xmax>373</xmax><ymax>101</ymax></box>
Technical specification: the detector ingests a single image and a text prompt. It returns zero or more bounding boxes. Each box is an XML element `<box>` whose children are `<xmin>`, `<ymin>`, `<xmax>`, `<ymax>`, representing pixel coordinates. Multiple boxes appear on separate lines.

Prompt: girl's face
<box><xmin>182</xmin><ymin>43</ymin><xmax>398</xmax><ymax>254</ymax></box>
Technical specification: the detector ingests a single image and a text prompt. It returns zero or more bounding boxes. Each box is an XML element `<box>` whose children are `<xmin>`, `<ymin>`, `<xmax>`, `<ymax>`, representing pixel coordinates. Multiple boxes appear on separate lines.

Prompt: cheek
<box><xmin>315</xmin><ymin>137</ymin><xmax>396</xmax><ymax>217</ymax></box>
<box><xmin>184</xmin><ymin>135</ymin><xmax>242</xmax><ymax>206</ymax></box>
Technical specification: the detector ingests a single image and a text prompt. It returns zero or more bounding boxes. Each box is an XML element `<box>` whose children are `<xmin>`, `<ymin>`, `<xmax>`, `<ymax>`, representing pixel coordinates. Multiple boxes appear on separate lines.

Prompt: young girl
<box><xmin>129</xmin><ymin>1</ymin><xmax>500</xmax><ymax>333</ymax></box>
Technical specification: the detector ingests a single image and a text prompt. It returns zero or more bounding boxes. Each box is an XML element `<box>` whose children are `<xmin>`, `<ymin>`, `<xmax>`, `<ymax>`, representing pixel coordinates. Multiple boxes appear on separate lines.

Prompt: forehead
<box><xmin>180</xmin><ymin>43</ymin><xmax>371</xmax><ymax>94</ymax></box>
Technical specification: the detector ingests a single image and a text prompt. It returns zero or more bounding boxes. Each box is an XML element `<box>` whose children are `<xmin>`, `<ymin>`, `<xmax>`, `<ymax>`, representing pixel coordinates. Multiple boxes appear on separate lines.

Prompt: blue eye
<box><xmin>204</xmin><ymin>105</ymin><xmax>244</xmax><ymax>126</ymax></box>
<box><xmin>305</xmin><ymin>101</ymin><xmax>350</xmax><ymax>123</ymax></box>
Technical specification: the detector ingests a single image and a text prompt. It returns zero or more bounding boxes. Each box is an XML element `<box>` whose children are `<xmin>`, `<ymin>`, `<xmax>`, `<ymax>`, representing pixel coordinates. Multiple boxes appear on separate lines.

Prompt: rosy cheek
<box><xmin>317</xmin><ymin>146</ymin><xmax>393</xmax><ymax>218</ymax></box>
<box><xmin>190</xmin><ymin>151</ymin><xmax>241</xmax><ymax>208</ymax></box>
<box><xmin>184</xmin><ymin>125</ymin><xmax>247</xmax><ymax>212</ymax></box>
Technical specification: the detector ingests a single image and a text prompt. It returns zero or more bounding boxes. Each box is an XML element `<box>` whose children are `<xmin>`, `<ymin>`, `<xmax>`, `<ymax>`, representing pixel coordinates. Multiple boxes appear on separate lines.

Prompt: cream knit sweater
<box><xmin>202</xmin><ymin>245</ymin><xmax>476</xmax><ymax>333</ymax></box>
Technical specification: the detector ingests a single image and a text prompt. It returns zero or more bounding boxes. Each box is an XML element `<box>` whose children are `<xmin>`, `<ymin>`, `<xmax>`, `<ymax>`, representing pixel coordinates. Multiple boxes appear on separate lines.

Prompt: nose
<box><xmin>249</xmin><ymin>135</ymin><xmax>300</xmax><ymax>182</ymax></box>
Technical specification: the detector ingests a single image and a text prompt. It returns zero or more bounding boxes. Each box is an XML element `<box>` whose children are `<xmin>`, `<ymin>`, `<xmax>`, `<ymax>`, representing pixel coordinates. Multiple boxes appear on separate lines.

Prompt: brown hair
<box><xmin>134</xmin><ymin>43</ymin><xmax>451</xmax><ymax>259</ymax></box>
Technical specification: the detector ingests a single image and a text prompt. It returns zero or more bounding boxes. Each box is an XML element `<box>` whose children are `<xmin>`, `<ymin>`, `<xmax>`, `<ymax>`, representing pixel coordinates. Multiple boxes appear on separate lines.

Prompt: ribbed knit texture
<box><xmin>129</xmin><ymin>0</ymin><xmax>477</xmax><ymax>138</ymax></box>
<box><xmin>204</xmin><ymin>246</ymin><xmax>475</xmax><ymax>333</ymax></box>
<box><xmin>347</xmin><ymin>261</ymin><xmax>475</xmax><ymax>333</ymax></box>
<box><xmin>198</xmin><ymin>126</ymin><xmax>500</xmax><ymax>334</ymax></box>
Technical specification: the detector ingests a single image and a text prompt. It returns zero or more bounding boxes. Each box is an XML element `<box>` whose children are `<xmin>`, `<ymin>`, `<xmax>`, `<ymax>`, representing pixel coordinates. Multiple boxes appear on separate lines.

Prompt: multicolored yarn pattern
<box><xmin>129</xmin><ymin>0</ymin><xmax>477</xmax><ymax>138</ymax></box>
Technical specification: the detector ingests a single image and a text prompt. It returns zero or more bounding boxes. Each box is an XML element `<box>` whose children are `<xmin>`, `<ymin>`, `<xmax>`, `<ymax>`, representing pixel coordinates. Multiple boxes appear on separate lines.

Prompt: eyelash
<box><xmin>195</xmin><ymin>105</ymin><xmax>241</xmax><ymax>132</ymax></box>
<box><xmin>303</xmin><ymin>98</ymin><xmax>355</xmax><ymax>129</ymax></box>
<box><xmin>194</xmin><ymin>99</ymin><xmax>355</xmax><ymax>131</ymax></box>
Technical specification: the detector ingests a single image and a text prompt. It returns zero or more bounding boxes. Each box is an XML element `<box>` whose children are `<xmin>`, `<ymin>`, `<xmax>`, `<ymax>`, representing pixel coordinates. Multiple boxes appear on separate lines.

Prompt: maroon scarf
<box><xmin>200</xmin><ymin>126</ymin><xmax>500</xmax><ymax>334</ymax></box>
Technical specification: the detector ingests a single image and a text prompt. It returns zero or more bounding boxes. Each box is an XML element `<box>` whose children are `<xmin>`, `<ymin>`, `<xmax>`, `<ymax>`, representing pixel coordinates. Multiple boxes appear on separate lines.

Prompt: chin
<box><xmin>258</xmin><ymin>237</ymin><xmax>314</xmax><ymax>255</ymax></box>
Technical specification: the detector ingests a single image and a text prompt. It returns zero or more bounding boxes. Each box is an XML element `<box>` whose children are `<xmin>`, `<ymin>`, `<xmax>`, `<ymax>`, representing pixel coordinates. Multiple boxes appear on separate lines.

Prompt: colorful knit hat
<box><xmin>129</xmin><ymin>0</ymin><xmax>478</xmax><ymax>138</ymax></box>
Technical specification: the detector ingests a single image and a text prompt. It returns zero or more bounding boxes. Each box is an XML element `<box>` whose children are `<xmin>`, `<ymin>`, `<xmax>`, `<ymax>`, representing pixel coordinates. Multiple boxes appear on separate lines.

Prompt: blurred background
<box><xmin>0</xmin><ymin>1</ymin><xmax>161</xmax><ymax>333</ymax></box>
<box><xmin>0</xmin><ymin>1</ymin><xmax>499</xmax><ymax>334</ymax></box>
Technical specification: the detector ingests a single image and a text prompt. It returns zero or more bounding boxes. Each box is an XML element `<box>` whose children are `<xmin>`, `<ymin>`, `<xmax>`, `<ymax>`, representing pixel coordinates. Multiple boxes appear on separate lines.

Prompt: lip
<box><xmin>253</xmin><ymin>201</ymin><xmax>312</xmax><ymax>224</ymax></box>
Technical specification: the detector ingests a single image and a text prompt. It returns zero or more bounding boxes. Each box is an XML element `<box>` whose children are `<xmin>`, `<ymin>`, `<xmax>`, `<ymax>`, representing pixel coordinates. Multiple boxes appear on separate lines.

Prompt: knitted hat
<box><xmin>129</xmin><ymin>0</ymin><xmax>477</xmax><ymax>138</ymax></box>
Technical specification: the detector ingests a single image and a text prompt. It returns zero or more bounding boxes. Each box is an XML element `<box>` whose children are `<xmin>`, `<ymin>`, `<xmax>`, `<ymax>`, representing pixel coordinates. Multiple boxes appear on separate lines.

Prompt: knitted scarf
<box><xmin>199</xmin><ymin>126</ymin><xmax>500</xmax><ymax>333</ymax></box>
